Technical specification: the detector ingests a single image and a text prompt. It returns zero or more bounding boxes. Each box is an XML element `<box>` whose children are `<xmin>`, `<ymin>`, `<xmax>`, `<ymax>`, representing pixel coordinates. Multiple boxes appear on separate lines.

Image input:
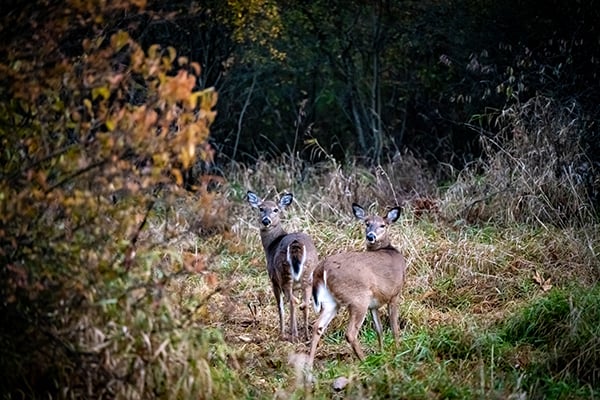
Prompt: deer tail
<box><xmin>311</xmin><ymin>267</ymin><xmax>327</xmax><ymax>313</ymax></box>
<box><xmin>287</xmin><ymin>240</ymin><xmax>306</xmax><ymax>282</ymax></box>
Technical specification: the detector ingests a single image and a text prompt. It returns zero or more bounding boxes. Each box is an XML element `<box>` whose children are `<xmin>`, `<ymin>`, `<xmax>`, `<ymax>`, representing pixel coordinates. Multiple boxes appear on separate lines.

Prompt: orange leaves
<box><xmin>183</xmin><ymin>252</ymin><xmax>206</xmax><ymax>273</ymax></box>
<box><xmin>159</xmin><ymin>70</ymin><xmax>197</xmax><ymax>109</ymax></box>
<box><xmin>181</xmin><ymin>252</ymin><xmax>219</xmax><ymax>288</ymax></box>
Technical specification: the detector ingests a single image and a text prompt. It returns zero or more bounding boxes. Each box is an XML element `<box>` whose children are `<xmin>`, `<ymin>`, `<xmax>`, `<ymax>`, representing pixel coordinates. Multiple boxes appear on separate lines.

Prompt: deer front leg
<box><xmin>346</xmin><ymin>304</ymin><xmax>368</xmax><ymax>361</ymax></box>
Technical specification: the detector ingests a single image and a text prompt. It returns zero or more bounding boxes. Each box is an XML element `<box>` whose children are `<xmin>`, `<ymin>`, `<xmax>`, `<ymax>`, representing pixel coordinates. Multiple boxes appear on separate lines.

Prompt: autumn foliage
<box><xmin>0</xmin><ymin>1</ymin><xmax>221</xmax><ymax>396</ymax></box>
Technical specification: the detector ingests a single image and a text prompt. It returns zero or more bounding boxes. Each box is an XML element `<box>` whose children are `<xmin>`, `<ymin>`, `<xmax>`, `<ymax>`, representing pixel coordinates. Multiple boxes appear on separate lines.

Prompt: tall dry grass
<box><xmin>443</xmin><ymin>96</ymin><xmax>598</xmax><ymax>228</ymax></box>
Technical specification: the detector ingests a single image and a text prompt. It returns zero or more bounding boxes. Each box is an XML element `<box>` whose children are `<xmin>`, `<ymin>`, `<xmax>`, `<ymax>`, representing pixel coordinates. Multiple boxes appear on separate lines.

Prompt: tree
<box><xmin>0</xmin><ymin>0</ymin><xmax>223</xmax><ymax>396</ymax></box>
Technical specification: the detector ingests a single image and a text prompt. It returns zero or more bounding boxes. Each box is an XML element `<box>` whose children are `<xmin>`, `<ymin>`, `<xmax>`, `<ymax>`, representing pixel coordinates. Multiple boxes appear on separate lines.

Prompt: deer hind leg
<box><xmin>302</xmin><ymin>283</ymin><xmax>311</xmax><ymax>341</ymax></box>
<box><xmin>284</xmin><ymin>283</ymin><xmax>298</xmax><ymax>342</ymax></box>
<box><xmin>346</xmin><ymin>304</ymin><xmax>369</xmax><ymax>361</ymax></box>
<box><xmin>308</xmin><ymin>297</ymin><xmax>338</xmax><ymax>367</ymax></box>
<box><xmin>272</xmin><ymin>283</ymin><xmax>286</xmax><ymax>339</ymax></box>
<box><xmin>370</xmin><ymin>308</ymin><xmax>384</xmax><ymax>352</ymax></box>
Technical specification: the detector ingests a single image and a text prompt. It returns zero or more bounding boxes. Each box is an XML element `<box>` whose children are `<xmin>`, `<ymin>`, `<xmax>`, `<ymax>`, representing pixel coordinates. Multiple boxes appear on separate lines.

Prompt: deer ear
<box><xmin>352</xmin><ymin>203</ymin><xmax>366</xmax><ymax>220</ymax></box>
<box><xmin>386</xmin><ymin>207</ymin><xmax>401</xmax><ymax>223</ymax></box>
<box><xmin>247</xmin><ymin>191</ymin><xmax>261</xmax><ymax>208</ymax></box>
<box><xmin>279</xmin><ymin>193</ymin><xmax>293</xmax><ymax>207</ymax></box>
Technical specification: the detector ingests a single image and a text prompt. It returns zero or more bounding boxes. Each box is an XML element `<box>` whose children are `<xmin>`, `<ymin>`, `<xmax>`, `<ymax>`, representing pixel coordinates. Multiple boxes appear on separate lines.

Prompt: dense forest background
<box><xmin>3</xmin><ymin>0</ymin><xmax>599</xmax><ymax>171</ymax></box>
<box><xmin>1</xmin><ymin>0</ymin><xmax>599</xmax><ymax>398</ymax></box>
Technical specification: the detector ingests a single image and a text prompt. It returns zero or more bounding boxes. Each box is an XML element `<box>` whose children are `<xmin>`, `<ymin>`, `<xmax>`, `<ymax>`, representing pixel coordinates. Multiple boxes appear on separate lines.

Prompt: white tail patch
<box><xmin>313</xmin><ymin>270</ymin><xmax>337</xmax><ymax>314</ymax></box>
<box><xmin>287</xmin><ymin>243</ymin><xmax>307</xmax><ymax>282</ymax></box>
<box><xmin>313</xmin><ymin>283</ymin><xmax>323</xmax><ymax>313</ymax></box>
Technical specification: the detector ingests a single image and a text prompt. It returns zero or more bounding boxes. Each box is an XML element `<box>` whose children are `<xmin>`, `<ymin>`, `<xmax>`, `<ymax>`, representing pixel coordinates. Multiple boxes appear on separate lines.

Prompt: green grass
<box><xmin>501</xmin><ymin>285</ymin><xmax>600</xmax><ymax>388</ymax></box>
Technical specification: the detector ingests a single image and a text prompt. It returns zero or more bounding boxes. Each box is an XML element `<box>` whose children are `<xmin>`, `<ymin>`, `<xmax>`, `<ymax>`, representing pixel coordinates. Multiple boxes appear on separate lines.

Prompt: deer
<box><xmin>246</xmin><ymin>191</ymin><xmax>319</xmax><ymax>342</ymax></box>
<box><xmin>308</xmin><ymin>202</ymin><xmax>407</xmax><ymax>366</ymax></box>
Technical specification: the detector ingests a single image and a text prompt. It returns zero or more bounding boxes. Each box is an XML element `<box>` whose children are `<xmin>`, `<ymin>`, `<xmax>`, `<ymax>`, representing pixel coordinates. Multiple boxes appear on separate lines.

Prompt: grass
<box><xmin>52</xmin><ymin>98</ymin><xmax>597</xmax><ymax>398</ymax></box>
<box><xmin>143</xmin><ymin>149</ymin><xmax>599</xmax><ymax>399</ymax></box>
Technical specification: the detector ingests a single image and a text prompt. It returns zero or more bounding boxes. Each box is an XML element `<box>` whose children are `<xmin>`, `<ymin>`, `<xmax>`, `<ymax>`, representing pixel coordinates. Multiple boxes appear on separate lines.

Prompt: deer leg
<box><xmin>346</xmin><ymin>304</ymin><xmax>368</xmax><ymax>361</ymax></box>
<box><xmin>302</xmin><ymin>283</ymin><xmax>311</xmax><ymax>341</ymax></box>
<box><xmin>284</xmin><ymin>283</ymin><xmax>298</xmax><ymax>342</ymax></box>
<box><xmin>308</xmin><ymin>299</ymin><xmax>338</xmax><ymax>367</ymax></box>
<box><xmin>388</xmin><ymin>296</ymin><xmax>400</xmax><ymax>347</ymax></box>
<box><xmin>370</xmin><ymin>308</ymin><xmax>384</xmax><ymax>352</ymax></box>
<box><xmin>272</xmin><ymin>284</ymin><xmax>285</xmax><ymax>339</ymax></box>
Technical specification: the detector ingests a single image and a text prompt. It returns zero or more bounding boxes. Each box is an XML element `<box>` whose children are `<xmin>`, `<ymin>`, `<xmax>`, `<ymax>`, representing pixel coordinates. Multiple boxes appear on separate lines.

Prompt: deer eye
<box><xmin>380</xmin><ymin>224</ymin><xmax>386</xmax><ymax>228</ymax></box>
<box><xmin>273</xmin><ymin>208</ymin><xmax>279</xmax><ymax>213</ymax></box>
<box><xmin>259</xmin><ymin>207</ymin><xmax>264</xmax><ymax>212</ymax></box>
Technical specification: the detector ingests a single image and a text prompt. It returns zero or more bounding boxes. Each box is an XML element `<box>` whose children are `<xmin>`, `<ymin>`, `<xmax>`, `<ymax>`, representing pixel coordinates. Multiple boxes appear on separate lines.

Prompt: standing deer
<box><xmin>247</xmin><ymin>191</ymin><xmax>319</xmax><ymax>342</ymax></box>
<box><xmin>308</xmin><ymin>203</ymin><xmax>407</xmax><ymax>365</ymax></box>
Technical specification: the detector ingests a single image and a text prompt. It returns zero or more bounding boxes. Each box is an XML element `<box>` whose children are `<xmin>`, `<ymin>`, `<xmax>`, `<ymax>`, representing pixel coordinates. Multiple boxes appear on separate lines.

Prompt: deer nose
<box><xmin>366</xmin><ymin>232</ymin><xmax>376</xmax><ymax>243</ymax></box>
<box><xmin>261</xmin><ymin>217</ymin><xmax>271</xmax><ymax>227</ymax></box>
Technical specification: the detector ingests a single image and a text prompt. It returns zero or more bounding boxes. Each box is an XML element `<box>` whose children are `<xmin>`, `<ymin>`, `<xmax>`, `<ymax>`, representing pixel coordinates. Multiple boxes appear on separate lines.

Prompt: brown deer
<box><xmin>308</xmin><ymin>203</ymin><xmax>407</xmax><ymax>365</ymax></box>
<box><xmin>247</xmin><ymin>191</ymin><xmax>319</xmax><ymax>342</ymax></box>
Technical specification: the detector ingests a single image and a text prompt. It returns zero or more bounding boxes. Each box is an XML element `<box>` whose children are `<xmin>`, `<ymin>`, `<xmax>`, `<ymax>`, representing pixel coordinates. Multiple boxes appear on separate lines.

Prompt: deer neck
<box><xmin>260</xmin><ymin>224</ymin><xmax>288</xmax><ymax>252</ymax></box>
<box><xmin>366</xmin><ymin>237</ymin><xmax>394</xmax><ymax>251</ymax></box>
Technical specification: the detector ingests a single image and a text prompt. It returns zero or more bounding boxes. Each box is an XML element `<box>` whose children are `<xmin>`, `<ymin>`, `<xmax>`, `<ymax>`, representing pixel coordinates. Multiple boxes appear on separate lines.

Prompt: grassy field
<box><xmin>143</xmin><ymin>144</ymin><xmax>599</xmax><ymax>399</ymax></box>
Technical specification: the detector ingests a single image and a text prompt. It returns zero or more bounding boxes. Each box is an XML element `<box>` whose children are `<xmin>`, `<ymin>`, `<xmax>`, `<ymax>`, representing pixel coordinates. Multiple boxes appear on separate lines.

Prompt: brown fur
<box><xmin>309</xmin><ymin>203</ymin><xmax>406</xmax><ymax>364</ymax></box>
<box><xmin>247</xmin><ymin>191</ymin><xmax>319</xmax><ymax>342</ymax></box>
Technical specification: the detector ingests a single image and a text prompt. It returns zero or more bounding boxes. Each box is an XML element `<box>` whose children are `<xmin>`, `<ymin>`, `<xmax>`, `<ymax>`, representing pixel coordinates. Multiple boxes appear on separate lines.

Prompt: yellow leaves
<box><xmin>178</xmin><ymin>128</ymin><xmax>197</xmax><ymax>170</ymax></box>
<box><xmin>172</xmin><ymin>168</ymin><xmax>183</xmax><ymax>186</ymax></box>
<box><xmin>148</xmin><ymin>44</ymin><xmax>161</xmax><ymax>60</ymax></box>
<box><xmin>199</xmin><ymin>87</ymin><xmax>218</xmax><ymax>110</ymax></box>
<box><xmin>188</xmin><ymin>87</ymin><xmax>218</xmax><ymax>114</ymax></box>
<box><xmin>152</xmin><ymin>152</ymin><xmax>170</xmax><ymax>169</ymax></box>
<box><xmin>163</xmin><ymin>47</ymin><xmax>177</xmax><ymax>64</ymax></box>
<box><xmin>110</xmin><ymin>31</ymin><xmax>130</xmax><ymax>52</ymax></box>
<box><xmin>227</xmin><ymin>0</ymin><xmax>285</xmax><ymax>62</ymax></box>
<box><xmin>130</xmin><ymin>0</ymin><xmax>147</xmax><ymax>8</ymax></box>
<box><xmin>83</xmin><ymin>98</ymin><xmax>93</xmax><ymax>114</ymax></box>
<box><xmin>105</xmin><ymin>118</ymin><xmax>116</xmax><ymax>132</ymax></box>
<box><xmin>92</xmin><ymin>86</ymin><xmax>110</xmax><ymax>101</ymax></box>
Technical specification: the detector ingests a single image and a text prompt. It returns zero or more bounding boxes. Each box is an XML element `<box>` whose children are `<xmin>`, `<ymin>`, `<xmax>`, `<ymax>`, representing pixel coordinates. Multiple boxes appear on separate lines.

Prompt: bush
<box><xmin>0</xmin><ymin>2</ymin><xmax>234</xmax><ymax>396</ymax></box>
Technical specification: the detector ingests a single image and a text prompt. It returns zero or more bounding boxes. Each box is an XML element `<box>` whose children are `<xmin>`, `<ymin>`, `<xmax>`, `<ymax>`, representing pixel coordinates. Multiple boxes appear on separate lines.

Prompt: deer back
<box><xmin>320</xmin><ymin>248</ymin><xmax>406</xmax><ymax>306</ymax></box>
